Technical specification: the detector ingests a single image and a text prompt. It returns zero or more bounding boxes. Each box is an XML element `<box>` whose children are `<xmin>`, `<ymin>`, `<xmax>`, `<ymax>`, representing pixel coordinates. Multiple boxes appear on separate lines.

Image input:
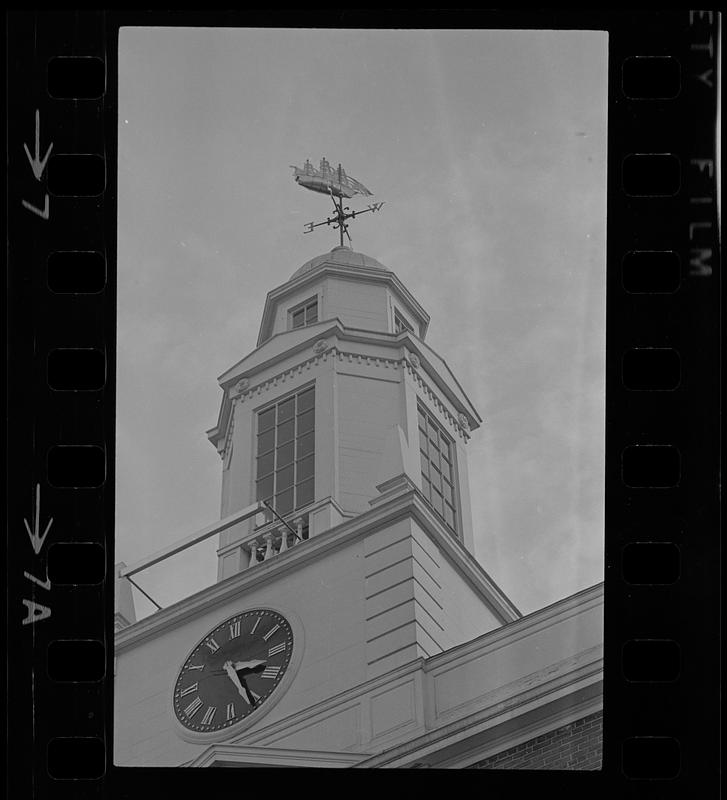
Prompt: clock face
<box><xmin>173</xmin><ymin>609</ymin><xmax>294</xmax><ymax>734</ymax></box>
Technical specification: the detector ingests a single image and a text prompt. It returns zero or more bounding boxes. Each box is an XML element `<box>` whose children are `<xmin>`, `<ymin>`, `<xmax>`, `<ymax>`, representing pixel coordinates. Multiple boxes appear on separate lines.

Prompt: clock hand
<box><xmin>223</xmin><ymin>660</ymin><xmax>249</xmax><ymax>699</ymax></box>
<box><xmin>239</xmin><ymin>676</ymin><xmax>257</xmax><ymax>708</ymax></box>
<box><xmin>206</xmin><ymin>660</ymin><xmax>265</xmax><ymax>677</ymax></box>
<box><xmin>232</xmin><ymin>659</ymin><xmax>266</xmax><ymax>674</ymax></box>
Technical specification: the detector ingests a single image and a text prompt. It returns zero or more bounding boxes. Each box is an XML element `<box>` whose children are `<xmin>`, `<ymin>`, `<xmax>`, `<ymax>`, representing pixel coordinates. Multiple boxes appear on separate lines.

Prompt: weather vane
<box><xmin>291</xmin><ymin>157</ymin><xmax>384</xmax><ymax>247</ymax></box>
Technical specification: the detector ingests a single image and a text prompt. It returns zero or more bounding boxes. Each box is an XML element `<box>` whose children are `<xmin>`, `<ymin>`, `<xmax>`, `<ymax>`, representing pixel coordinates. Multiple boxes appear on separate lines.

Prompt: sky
<box><xmin>116</xmin><ymin>27</ymin><xmax>608</xmax><ymax>620</ymax></box>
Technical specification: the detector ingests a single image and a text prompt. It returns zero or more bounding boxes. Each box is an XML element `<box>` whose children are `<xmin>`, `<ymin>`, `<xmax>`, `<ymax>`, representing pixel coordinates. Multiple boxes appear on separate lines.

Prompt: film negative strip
<box><xmin>6</xmin><ymin>9</ymin><xmax>720</xmax><ymax>796</ymax></box>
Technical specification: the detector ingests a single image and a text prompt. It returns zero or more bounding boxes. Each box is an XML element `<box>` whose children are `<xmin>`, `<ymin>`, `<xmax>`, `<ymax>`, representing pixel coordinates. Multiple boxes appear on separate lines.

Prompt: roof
<box><xmin>290</xmin><ymin>245</ymin><xmax>387</xmax><ymax>280</ymax></box>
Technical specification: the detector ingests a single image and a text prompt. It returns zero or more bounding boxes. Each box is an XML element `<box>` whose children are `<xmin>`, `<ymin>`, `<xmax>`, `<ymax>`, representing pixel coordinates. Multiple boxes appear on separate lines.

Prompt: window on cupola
<box><xmin>394</xmin><ymin>309</ymin><xmax>414</xmax><ymax>335</ymax></box>
<box><xmin>290</xmin><ymin>298</ymin><xmax>318</xmax><ymax>330</ymax></box>
<box><xmin>256</xmin><ymin>386</ymin><xmax>315</xmax><ymax>519</ymax></box>
<box><xmin>418</xmin><ymin>403</ymin><xmax>459</xmax><ymax>537</ymax></box>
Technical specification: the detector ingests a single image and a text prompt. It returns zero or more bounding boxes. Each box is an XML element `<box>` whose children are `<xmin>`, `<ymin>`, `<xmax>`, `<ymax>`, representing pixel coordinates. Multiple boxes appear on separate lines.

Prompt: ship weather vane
<box><xmin>291</xmin><ymin>157</ymin><xmax>384</xmax><ymax>247</ymax></box>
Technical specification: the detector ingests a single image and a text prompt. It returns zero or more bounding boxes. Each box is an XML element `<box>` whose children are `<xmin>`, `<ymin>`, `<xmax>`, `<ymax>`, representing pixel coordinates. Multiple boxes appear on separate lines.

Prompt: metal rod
<box><xmin>126</xmin><ymin>575</ymin><xmax>163</xmax><ymax>611</ymax></box>
<box><xmin>328</xmin><ymin>187</ymin><xmax>344</xmax><ymax>247</ymax></box>
<box><xmin>120</xmin><ymin>500</ymin><xmax>266</xmax><ymax>579</ymax></box>
<box><xmin>338</xmin><ymin>197</ymin><xmax>345</xmax><ymax>246</ymax></box>
<box><xmin>303</xmin><ymin>197</ymin><xmax>383</xmax><ymax>245</ymax></box>
<box><xmin>261</xmin><ymin>500</ymin><xmax>302</xmax><ymax>541</ymax></box>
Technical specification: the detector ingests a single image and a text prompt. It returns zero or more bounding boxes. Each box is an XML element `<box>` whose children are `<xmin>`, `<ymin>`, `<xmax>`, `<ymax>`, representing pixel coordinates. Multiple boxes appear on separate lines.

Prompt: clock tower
<box><xmin>202</xmin><ymin>243</ymin><xmax>517</xmax><ymax>680</ymax></box>
<box><xmin>209</xmin><ymin>244</ymin><xmax>485</xmax><ymax>576</ymax></box>
<box><xmin>114</xmin><ymin>244</ymin><xmax>603</xmax><ymax>769</ymax></box>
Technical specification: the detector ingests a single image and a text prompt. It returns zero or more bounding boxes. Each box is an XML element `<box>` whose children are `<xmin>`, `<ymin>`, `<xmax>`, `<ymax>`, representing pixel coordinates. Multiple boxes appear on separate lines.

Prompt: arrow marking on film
<box><xmin>23</xmin><ymin>483</ymin><xmax>53</xmax><ymax>555</ymax></box>
<box><xmin>21</xmin><ymin>194</ymin><xmax>50</xmax><ymax>220</ymax></box>
<box><xmin>23</xmin><ymin>109</ymin><xmax>53</xmax><ymax>180</ymax></box>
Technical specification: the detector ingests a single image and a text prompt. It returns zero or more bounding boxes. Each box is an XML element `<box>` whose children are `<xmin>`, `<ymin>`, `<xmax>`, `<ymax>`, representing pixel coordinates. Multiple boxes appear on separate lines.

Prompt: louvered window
<box><xmin>290</xmin><ymin>298</ymin><xmax>318</xmax><ymax>330</ymax></box>
<box><xmin>394</xmin><ymin>309</ymin><xmax>414</xmax><ymax>334</ymax></box>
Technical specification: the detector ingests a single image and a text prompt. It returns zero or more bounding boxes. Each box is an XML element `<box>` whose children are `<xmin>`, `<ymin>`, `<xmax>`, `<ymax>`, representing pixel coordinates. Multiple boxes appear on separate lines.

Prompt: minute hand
<box><xmin>223</xmin><ymin>661</ymin><xmax>249</xmax><ymax>699</ymax></box>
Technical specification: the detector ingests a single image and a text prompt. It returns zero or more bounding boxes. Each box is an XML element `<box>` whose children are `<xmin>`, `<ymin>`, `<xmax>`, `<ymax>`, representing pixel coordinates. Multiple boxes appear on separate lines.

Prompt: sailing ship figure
<box><xmin>291</xmin><ymin>157</ymin><xmax>384</xmax><ymax>247</ymax></box>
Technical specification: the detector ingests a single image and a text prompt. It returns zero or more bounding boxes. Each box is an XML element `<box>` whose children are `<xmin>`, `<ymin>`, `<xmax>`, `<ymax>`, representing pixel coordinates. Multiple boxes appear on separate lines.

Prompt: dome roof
<box><xmin>291</xmin><ymin>245</ymin><xmax>387</xmax><ymax>280</ymax></box>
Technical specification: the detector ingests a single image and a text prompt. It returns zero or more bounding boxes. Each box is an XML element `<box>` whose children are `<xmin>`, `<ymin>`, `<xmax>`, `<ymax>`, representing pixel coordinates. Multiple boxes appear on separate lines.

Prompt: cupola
<box><xmin>256</xmin><ymin>246</ymin><xmax>430</xmax><ymax>346</ymax></box>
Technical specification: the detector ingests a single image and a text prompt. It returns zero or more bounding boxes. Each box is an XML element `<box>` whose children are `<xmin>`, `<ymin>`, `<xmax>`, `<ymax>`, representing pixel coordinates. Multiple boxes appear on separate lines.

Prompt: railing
<box><xmin>246</xmin><ymin>513</ymin><xmax>310</xmax><ymax>567</ymax></box>
<box><xmin>116</xmin><ymin>500</ymin><xmax>311</xmax><ymax>619</ymax></box>
<box><xmin>120</xmin><ymin>500</ymin><xmax>264</xmax><ymax>579</ymax></box>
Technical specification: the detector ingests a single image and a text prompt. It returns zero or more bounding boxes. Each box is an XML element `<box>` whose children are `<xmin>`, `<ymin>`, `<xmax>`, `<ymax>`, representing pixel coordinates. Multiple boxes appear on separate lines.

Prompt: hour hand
<box><xmin>232</xmin><ymin>659</ymin><xmax>266</xmax><ymax>675</ymax></box>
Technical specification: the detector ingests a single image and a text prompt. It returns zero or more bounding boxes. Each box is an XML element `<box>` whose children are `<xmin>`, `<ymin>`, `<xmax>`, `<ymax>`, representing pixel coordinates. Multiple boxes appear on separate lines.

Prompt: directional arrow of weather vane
<box><xmin>290</xmin><ymin>157</ymin><xmax>384</xmax><ymax>247</ymax></box>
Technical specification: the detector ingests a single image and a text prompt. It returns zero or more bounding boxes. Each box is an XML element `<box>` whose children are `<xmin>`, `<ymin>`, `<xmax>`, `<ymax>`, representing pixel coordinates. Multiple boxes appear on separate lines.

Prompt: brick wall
<box><xmin>470</xmin><ymin>710</ymin><xmax>602</xmax><ymax>770</ymax></box>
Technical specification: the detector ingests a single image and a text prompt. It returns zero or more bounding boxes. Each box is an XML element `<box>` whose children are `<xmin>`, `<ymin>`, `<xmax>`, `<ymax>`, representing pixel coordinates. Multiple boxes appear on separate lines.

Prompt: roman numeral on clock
<box><xmin>262</xmin><ymin>623</ymin><xmax>280</xmax><ymax>641</ymax></box>
<box><xmin>184</xmin><ymin>696</ymin><xmax>203</xmax><ymax>718</ymax></box>
<box><xmin>186</xmin><ymin>663</ymin><xmax>204</xmax><ymax>671</ymax></box>
<box><xmin>204</xmin><ymin>637</ymin><xmax>220</xmax><ymax>653</ymax></box>
<box><xmin>180</xmin><ymin>682</ymin><xmax>198</xmax><ymax>697</ymax></box>
<box><xmin>229</xmin><ymin>620</ymin><xmax>241</xmax><ymax>639</ymax></box>
<box><xmin>250</xmin><ymin>616</ymin><xmax>262</xmax><ymax>634</ymax></box>
<box><xmin>260</xmin><ymin>665</ymin><xmax>281</xmax><ymax>679</ymax></box>
<box><xmin>226</xmin><ymin>702</ymin><xmax>236</xmax><ymax>721</ymax></box>
<box><xmin>268</xmin><ymin>642</ymin><xmax>286</xmax><ymax>657</ymax></box>
<box><xmin>201</xmin><ymin>706</ymin><xmax>216</xmax><ymax>726</ymax></box>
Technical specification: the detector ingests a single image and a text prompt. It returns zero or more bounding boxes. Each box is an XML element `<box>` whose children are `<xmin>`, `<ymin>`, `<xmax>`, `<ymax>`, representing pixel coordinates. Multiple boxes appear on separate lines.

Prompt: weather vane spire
<box><xmin>290</xmin><ymin>157</ymin><xmax>384</xmax><ymax>247</ymax></box>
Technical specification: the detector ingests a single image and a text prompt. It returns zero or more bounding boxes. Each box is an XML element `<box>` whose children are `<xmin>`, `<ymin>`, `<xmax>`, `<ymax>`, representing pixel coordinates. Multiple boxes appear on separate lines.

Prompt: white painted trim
<box><xmin>353</xmin><ymin>658</ymin><xmax>603</xmax><ymax>768</ymax></box>
<box><xmin>424</xmin><ymin>582</ymin><xmax>603</xmax><ymax>674</ymax></box>
<box><xmin>219</xmin><ymin>320</ymin><xmax>337</xmax><ymax>386</ymax></box>
<box><xmin>233</xmin><ymin>645</ymin><xmax>601</xmax><ymax>767</ymax></box>
<box><xmin>430</xmin><ymin>644</ymin><xmax>603</xmax><ymax>727</ymax></box>
<box><xmin>442</xmin><ymin>696</ymin><xmax>603</xmax><ymax>768</ymax></box>
<box><xmin>211</xmin><ymin>322</ymin><xmax>479</xmax><ymax>451</ymax></box>
<box><xmin>336</xmin><ymin>368</ymin><xmax>400</xmax><ymax>385</ymax></box>
<box><xmin>187</xmin><ymin>744</ymin><xmax>365</xmax><ymax>768</ymax></box>
<box><xmin>239</xmin><ymin>659</ymin><xmax>427</xmax><ymax>748</ymax></box>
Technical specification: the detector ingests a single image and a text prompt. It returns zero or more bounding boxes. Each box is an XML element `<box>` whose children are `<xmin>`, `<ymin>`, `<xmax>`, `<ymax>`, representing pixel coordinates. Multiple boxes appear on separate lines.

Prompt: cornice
<box><xmin>208</xmin><ymin>326</ymin><xmax>336</xmax><ymax>453</ymax></box>
<box><xmin>328</xmin><ymin>329</ymin><xmax>481</xmax><ymax>428</ymax></box>
<box><xmin>187</xmin><ymin>743</ymin><xmax>365</xmax><ymax>768</ymax></box>
<box><xmin>411</xmin><ymin>341</ymin><xmax>483</xmax><ymax>426</ymax></box>
<box><xmin>424</xmin><ymin>581</ymin><xmax>604</xmax><ymax>674</ymax></box>
<box><xmin>115</xmin><ymin>488</ymin><xmax>519</xmax><ymax>653</ymax></box>
<box><xmin>217</xmin><ymin>319</ymin><xmax>338</xmax><ymax>387</ymax></box>
<box><xmin>354</xmin><ymin>648</ymin><xmax>603</xmax><ymax>768</ymax></box>
<box><xmin>431</xmin><ymin>643</ymin><xmax>603</xmax><ymax>727</ymax></box>
<box><xmin>441</xmin><ymin>693</ymin><xmax>603</xmax><ymax>768</ymax></box>
<box><xmin>208</xmin><ymin>325</ymin><xmax>480</xmax><ymax>454</ymax></box>
<box><xmin>401</xmin><ymin>357</ymin><xmax>474</xmax><ymax>441</ymax></box>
